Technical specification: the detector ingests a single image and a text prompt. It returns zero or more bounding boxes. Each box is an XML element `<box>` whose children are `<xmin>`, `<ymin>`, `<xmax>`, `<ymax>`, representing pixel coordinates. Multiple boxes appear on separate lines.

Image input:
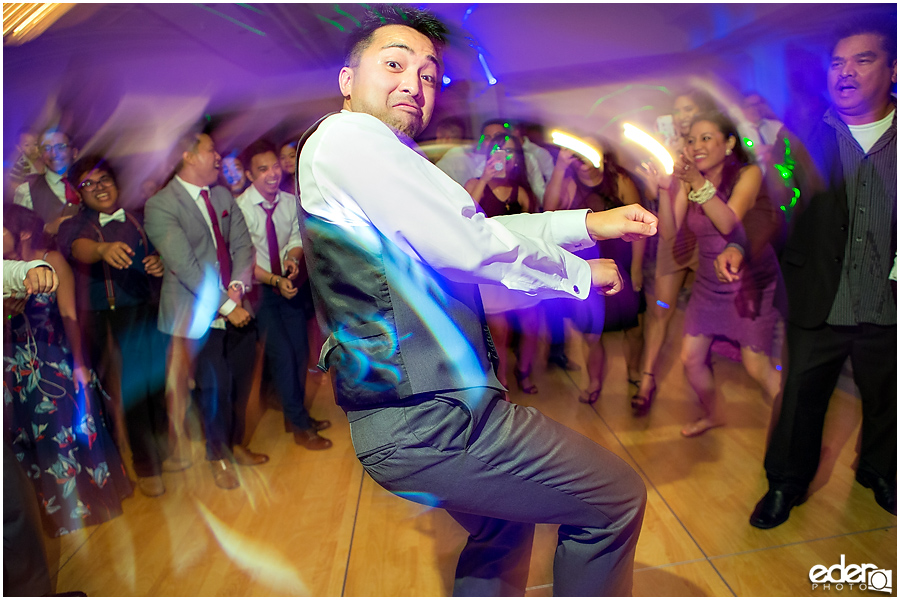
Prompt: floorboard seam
<box><xmin>341</xmin><ymin>467</ymin><xmax>366</xmax><ymax>597</ymax></box>
<box><xmin>52</xmin><ymin>522</ymin><xmax>104</xmax><ymax>580</ymax></box>
<box><xmin>704</xmin><ymin>525</ymin><xmax>899</xmax><ymax>561</ymax></box>
<box><xmin>565</xmin><ymin>369</ymin><xmax>737</xmax><ymax>596</ymax></box>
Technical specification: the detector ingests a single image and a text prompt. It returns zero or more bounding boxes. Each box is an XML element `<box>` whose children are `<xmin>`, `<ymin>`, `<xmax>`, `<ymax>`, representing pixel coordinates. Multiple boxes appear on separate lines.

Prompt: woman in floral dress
<box><xmin>4</xmin><ymin>204</ymin><xmax>132</xmax><ymax>537</ymax></box>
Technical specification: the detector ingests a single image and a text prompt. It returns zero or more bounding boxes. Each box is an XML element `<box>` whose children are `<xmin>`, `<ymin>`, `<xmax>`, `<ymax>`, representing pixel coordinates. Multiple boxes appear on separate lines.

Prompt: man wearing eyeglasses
<box><xmin>56</xmin><ymin>155</ymin><xmax>173</xmax><ymax>498</ymax></box>
<box><xmin>13</xmin><ymin>128</ymin><xmax>80</xmax><ymax>236</ymax></box>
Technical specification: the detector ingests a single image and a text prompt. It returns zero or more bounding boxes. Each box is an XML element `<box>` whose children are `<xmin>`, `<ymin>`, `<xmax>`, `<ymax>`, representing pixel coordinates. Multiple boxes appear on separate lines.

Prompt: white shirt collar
<box><xmin>174</xmin><ymin>174</ymin><xmax>208</xmax><ymax>201</ymax></box>
<box><xmin>239</xmin><ymin>182</ymin><xmax>287</xmax><ymax>208</ymax></box>
<box><xmin>46</xmin><ymin>170</ymin><xmax>64</xmax><ymax>185</ymax></box>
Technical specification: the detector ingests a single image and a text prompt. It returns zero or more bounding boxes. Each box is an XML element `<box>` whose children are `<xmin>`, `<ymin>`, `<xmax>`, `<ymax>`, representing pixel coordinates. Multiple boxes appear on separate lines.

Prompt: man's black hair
<box><xmin>832</xmin><ymin>16</ymin><xmax>897</xmax><ymax>64</ymax></box>
<box><xmin>240</xmin><ymin>139</ymin><xmax>279</xmax><ymax>173</ymax></box>
<box><xmin>68</xmin><ymin>154</ymin><xmax>117</xmax><ymax>188</ymax></box>
<box><xmin>344</xmin><ymin>5</ymin><xmax>448</xmax><ymax>68</ymax></box>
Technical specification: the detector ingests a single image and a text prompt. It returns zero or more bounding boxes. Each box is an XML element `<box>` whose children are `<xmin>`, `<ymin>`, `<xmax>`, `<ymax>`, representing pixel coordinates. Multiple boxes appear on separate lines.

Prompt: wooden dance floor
<box><xmin>50</xmin><ymin>309</ymin><xmax>896</xmax><ymax>596</ymax></box>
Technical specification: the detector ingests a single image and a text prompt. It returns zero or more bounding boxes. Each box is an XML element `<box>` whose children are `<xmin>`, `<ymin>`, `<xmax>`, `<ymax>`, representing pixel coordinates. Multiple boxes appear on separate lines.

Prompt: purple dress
<box><xmin>682</xmin><ymin>201</ymin><xmax>783</xmax><ymax>356</ymax></box>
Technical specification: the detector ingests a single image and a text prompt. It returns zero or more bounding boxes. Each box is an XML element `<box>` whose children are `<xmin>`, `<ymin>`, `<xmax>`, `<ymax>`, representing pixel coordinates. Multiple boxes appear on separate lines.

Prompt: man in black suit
<box><xmin>721</xmin><ymin>18</ymin><xmax>897</xmax><ymax>528</ymax></box>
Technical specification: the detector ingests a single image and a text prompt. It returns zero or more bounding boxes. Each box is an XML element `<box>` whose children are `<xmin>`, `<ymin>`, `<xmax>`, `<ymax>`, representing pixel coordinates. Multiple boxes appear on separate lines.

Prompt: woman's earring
<box><xmin>726</xmin><ymin>148</ymin><xmax>732</xmax><ymax>156</ymax></box>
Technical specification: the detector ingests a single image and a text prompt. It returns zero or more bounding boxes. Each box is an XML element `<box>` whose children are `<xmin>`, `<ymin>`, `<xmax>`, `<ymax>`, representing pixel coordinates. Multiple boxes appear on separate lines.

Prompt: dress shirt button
<box><xmin>834</xmin><ymin>257</ymin><xmax>840</xmax><ymax>263</ymax></box>
<box><xmin>840</xmin><ymin>225</ymin><xmax>847</xmax><ymax>231</ymax></box>
<box><xmin>855</xmin><ymin>237</ymin><xmax>862</xmax><ymax>242</ymax></box>
<box><xmin>573</xmin><ymin>285</ymin><xmax>580</xmax><ymax>294</ymax></box>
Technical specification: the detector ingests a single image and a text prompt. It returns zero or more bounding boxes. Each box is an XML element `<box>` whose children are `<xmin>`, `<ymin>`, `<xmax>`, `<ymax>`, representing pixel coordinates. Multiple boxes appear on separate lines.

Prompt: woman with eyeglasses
<box><xmin>4</xmin><ymin>203</ymin><xmax>133</xmax><ymax>537</ymax></box>
<box><xmin>464</xmin><ymin>133</ymin><xmax>542</xmax><ymax>395</ymax></box>
<box><xmin>56</xmin><ymin>155</ymin><xmax>172</xmax><ymax>498</ymax></box>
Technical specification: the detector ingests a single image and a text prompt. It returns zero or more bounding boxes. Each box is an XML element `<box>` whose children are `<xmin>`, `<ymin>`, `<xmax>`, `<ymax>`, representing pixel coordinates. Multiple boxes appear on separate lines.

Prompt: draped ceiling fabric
<box><xmin>3</xmin><ymin>3</ymin><xmax>893</xmax><ymax>204</ymax></box>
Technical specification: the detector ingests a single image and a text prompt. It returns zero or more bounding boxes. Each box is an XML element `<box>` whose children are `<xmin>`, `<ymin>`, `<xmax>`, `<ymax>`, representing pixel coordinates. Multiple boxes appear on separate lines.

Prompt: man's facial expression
<box><xmin>187</xmin><ymin>134</ymin><xmax>221</xmax><ymax>187</ymax></box>
<box><xmin>673</xmin><ymin>96</ymin><xmax>701</xmax><ymax>136</ymax></box>
<box><xmin>40</xmin><ymin>132</ymin><xmax>75</xmax><ymax>174</ymax></box>
<box><xmin>77</xmin><ymin>168</ymin><xmax>119</xmax><ymax>214</ymax></box>
<box><xmin>279</xmin><ymin>144</ymin><xmax>297</xmax><ymax>175</ymax></box>
<box><xmin>18</xmin><ymin>133</ymin><xmax>40</xmax><ymax>161</ymax></box>
<box><xmin>247</xmin><ymin>151</ymin><xmax>283</xmax><ymax>199</ymax></box>
<box><xmin>828</xmin><ymin>33</ymin><xmax>897</xmax><ymax>121</ymax></box>
<box><xmin>742</xmin><ymin>95</ymin><xmax>765</xmax><ymax>125</ymax></box>
<box><xmin>686</xmin><ymin>120</ymin><xmax>735</xmax><ymax>172</ymax></box>
<box><xmin>340</xmin><ymin>24</ymin><xmax>441</xmax><ymax>138</ymax></box>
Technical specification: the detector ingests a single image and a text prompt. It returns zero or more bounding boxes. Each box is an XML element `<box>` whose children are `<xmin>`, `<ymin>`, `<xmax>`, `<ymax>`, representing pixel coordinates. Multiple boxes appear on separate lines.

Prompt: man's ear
<box><xmin>71</xmin><ymin>147</ymin><xmax>79</xmax><ymax>161</ymax></box>
<box><xmin>339</xmin><ymin>66</ymin><xmax>353</xmax><ymax>100</ymax></box>
<box><xmin>244</xmin><ymin>169</ymin><xmax>255</xmax><ymax>184</ymax></box>
<box><xmin>892</xmin><ymin>59</ymin><xmax>897</xmax><ymax>84</ymax></box>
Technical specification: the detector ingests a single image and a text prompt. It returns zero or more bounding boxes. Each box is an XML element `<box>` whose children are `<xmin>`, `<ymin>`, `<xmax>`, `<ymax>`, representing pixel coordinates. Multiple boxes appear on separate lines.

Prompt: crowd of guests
<box><xmin>1</xmin><ymin>16</ymin><xmax>894</xmax><ymax>589</ymax></box>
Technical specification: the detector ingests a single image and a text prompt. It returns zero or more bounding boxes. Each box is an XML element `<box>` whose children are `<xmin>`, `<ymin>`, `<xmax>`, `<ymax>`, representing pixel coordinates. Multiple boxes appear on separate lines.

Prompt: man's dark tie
<box><xmin>260</xmin><ymin>202</ymin><xmax>282</xmax><ymax>277</ymax></box>
<box><xmin>200</xmin><ymin>189</ymin><xmax>231</xmax><ymax>289</ymax></box>
<box><xmin>63</xmin><ymin>178</ymin><xmax>80</xmax><ymax>205</ymax></box>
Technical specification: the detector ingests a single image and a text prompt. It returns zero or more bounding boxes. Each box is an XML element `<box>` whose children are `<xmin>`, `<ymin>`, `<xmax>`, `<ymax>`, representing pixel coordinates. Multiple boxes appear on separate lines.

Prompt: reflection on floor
<box><xmin>50</xmin><ymin>311</ymin><xmax>896</xmax><ymax>596</ymax></box>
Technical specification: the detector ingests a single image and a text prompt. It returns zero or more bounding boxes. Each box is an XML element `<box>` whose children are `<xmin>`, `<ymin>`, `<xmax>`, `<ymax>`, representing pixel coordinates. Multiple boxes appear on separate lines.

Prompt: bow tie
<box><xmin>99</xmin><ymin>208</ymin><xmax>126</xmax><ymax>227</ymax></box>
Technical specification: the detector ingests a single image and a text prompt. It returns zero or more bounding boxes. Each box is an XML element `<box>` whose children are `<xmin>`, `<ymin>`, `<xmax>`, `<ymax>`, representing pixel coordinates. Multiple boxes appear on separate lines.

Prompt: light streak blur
<box><xmin>192</xmin><ymin>3</ymin><xmax>267</xmax><ymax>36</ymax></box>
<box><xmin>622</xmin><ymin>123</ymin><xmax>674</xmax><ymax>174</ymax></box>
<box><xmin>550</xmin><ymin>131</ymin><xmax>601</xmax><ymax>168</ymax></box>
<box><xmin>477</xmin><ymin>53</ymin><xmax>497</xmax><ymax>85</ymax></box>
<box><xmin>4</xmin><ymin>3</ymin><xmax>72</xmax><ymax>46</ymax></box>
<box><xmin>196</xmin><ymin>501</ymin><xmax>310</xmax><ymax>595</ymax></box>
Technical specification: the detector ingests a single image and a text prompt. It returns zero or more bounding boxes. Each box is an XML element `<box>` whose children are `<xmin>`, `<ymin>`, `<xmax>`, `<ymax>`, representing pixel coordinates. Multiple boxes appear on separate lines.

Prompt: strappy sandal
<box><xmin>578</xmin><ymin>388</ymin><xmax>601</xmax><ymax>404</ymax></box>
<box><xmin>631</xmin><ymin>372</ymin><xmax>656</xmax><ymax>416</ymax></box>
<box><xmin>514</xmin><ymin>368</ymin><xmax>538</xmax><ymax>395</ymax></box>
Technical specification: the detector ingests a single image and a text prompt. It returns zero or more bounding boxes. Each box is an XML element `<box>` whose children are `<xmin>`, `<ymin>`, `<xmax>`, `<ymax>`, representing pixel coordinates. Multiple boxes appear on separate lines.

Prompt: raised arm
<box><xmin>542</xmin><ymin>150</ymin><xmax>576</xmax><ymax>212</ymax></box>
<box><xmin>675</xmin><ymin>152</ymin><xmax>763</xmax><ymax>236</ymax></box>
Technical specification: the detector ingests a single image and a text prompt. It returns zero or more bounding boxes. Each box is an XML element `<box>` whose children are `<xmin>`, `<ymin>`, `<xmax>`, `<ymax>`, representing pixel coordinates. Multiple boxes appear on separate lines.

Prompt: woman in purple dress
<box><xmin>654</xmin><ymin>111</ymin><xmax>784</xmax><ymax>437</ymax></box>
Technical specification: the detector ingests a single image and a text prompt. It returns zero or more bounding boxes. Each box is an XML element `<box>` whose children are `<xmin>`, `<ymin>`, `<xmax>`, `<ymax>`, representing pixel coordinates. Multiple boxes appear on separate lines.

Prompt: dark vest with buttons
<box><xmin>29</xmin><ymin>174</ymin><xmax>67</xmax><ymax>225</ymax></box>
<box><xmin>296</xmin><ymin>116</ymin><xmax>503</xmax><ymax>410</ymax></box>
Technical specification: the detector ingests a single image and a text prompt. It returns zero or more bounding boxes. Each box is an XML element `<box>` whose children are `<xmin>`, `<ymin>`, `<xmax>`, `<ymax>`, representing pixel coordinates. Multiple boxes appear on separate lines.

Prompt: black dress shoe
<box><xmin>856</xmin><ymin>471</ymin><xmax>897</xmax><ymax>516</ymax></box>
<box><xmin>749</xmin><ymin>488</ymin><xmax>806</xmax><ymax>529</ymax></box>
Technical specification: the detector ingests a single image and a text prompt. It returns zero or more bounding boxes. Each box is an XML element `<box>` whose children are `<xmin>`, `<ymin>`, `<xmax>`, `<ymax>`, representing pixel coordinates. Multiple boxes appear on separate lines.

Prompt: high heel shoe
<box><xmin>631</xmin><ymin>372</ymin><xmax>656</xmax><ymax>416</ymax></box>
<box><xmin>514</xmin><ymin>368</ymin><xmax>538</xmax><ymax>395</ymax></box>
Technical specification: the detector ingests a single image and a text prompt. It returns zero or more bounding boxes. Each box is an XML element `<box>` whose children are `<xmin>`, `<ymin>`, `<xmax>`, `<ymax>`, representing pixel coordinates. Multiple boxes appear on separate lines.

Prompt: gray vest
<box><xmin>299</xmin><ymin>209</ymin><xmax>504</xmax><ymax>410</ymax></box>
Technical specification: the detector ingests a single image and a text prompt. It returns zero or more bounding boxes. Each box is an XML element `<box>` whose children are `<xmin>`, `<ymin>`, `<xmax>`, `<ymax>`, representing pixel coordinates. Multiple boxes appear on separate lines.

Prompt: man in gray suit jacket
<box><xmin>145</xmin><ymin>130</ymin><xmax>267</xmax><ymax>490</ymax></box>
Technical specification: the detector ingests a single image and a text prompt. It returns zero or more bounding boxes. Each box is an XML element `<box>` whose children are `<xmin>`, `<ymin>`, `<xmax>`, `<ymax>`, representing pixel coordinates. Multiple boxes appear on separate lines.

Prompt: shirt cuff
<box><xmin>550</xmin><ymin>209</ymin><xmax>594</xmax><ymax>251</ymax></box>
<box><xmin>219</xmin><ymin>298</ymin><xmax>237</xmax><ymax>317</ymax></box>
<box><xmin>561</xmin><ymin>253</ymin><xmax>592</xmax><ymax>300</ymax></box>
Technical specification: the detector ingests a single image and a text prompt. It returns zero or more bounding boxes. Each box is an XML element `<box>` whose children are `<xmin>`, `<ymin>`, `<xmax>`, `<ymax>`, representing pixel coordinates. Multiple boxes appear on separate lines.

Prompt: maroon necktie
<box><xmin>200</xmin><ymin>189</ymin><xmax>231</xmax><ymax>289</ymax></box>
<box><xmin>63</xmin><ymin>178</ymin><xmax>80</xmax><ymax>204</ymax></box>
<box><xmin>260</xmin><ymin>202</ymin><xmax>282</xmax><ymax>277</ymax></box>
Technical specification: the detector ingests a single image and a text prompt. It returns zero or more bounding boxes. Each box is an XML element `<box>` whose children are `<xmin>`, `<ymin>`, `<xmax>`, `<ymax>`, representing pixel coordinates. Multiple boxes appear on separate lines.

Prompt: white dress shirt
<box><xmin>299</xmin><ymin>111</ymin><xmax>594</xmax><ymax>302</ymax></box>
<box><xmin>3</xmin><ymin>259</ymin><xmax>53</xmax><ymax>298</ymax></box>
<box><xmin>173</xmin><ymin>176</ymin><xmax>237</xmax><ymax>328</ymax></box>
<box><xmin>14</xmin><ymin>170</ymin><xmax>66</xmax><ymax>211</ymax></box>
<box><xmin>235</xmin><ymin>184</ymin><xmax>303</xmax><ymax>272</ymax></box>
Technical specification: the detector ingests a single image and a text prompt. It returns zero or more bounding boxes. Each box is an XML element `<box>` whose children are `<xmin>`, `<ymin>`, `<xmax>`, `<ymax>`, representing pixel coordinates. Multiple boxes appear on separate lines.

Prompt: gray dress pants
<box><xmin>346</xmin><ymin>388</ymin><xmax>646</xmax><ymax>596</ymax></box>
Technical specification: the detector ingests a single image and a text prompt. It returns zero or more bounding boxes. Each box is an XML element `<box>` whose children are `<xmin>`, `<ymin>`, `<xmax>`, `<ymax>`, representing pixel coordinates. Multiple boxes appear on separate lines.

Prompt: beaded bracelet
<box><xmin>688</xmin><ymin>179</ymin><xmax>716</xmax><ymax>205</ymax></box>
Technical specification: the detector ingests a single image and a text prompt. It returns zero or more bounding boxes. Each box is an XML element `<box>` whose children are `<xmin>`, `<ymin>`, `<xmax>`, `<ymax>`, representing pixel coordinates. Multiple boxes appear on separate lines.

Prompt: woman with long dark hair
<box><xmin>464</xmin><ymin>132</ymin><xmax>541</xmax><ymax>393</ymax></box>
<box><xmin>631</xmin><ymin>89</ymin><xmax>719</xmax><ymax>414</ymax></box>
<box><xmin>544</xmin><ymin>136</ymin><xmax>645</xmax><ymax>404</ymax></box>
<box><xmin>652</xmin><ymin>111</ymin><xmax>783</xmax><ymax>437</ymax></box>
